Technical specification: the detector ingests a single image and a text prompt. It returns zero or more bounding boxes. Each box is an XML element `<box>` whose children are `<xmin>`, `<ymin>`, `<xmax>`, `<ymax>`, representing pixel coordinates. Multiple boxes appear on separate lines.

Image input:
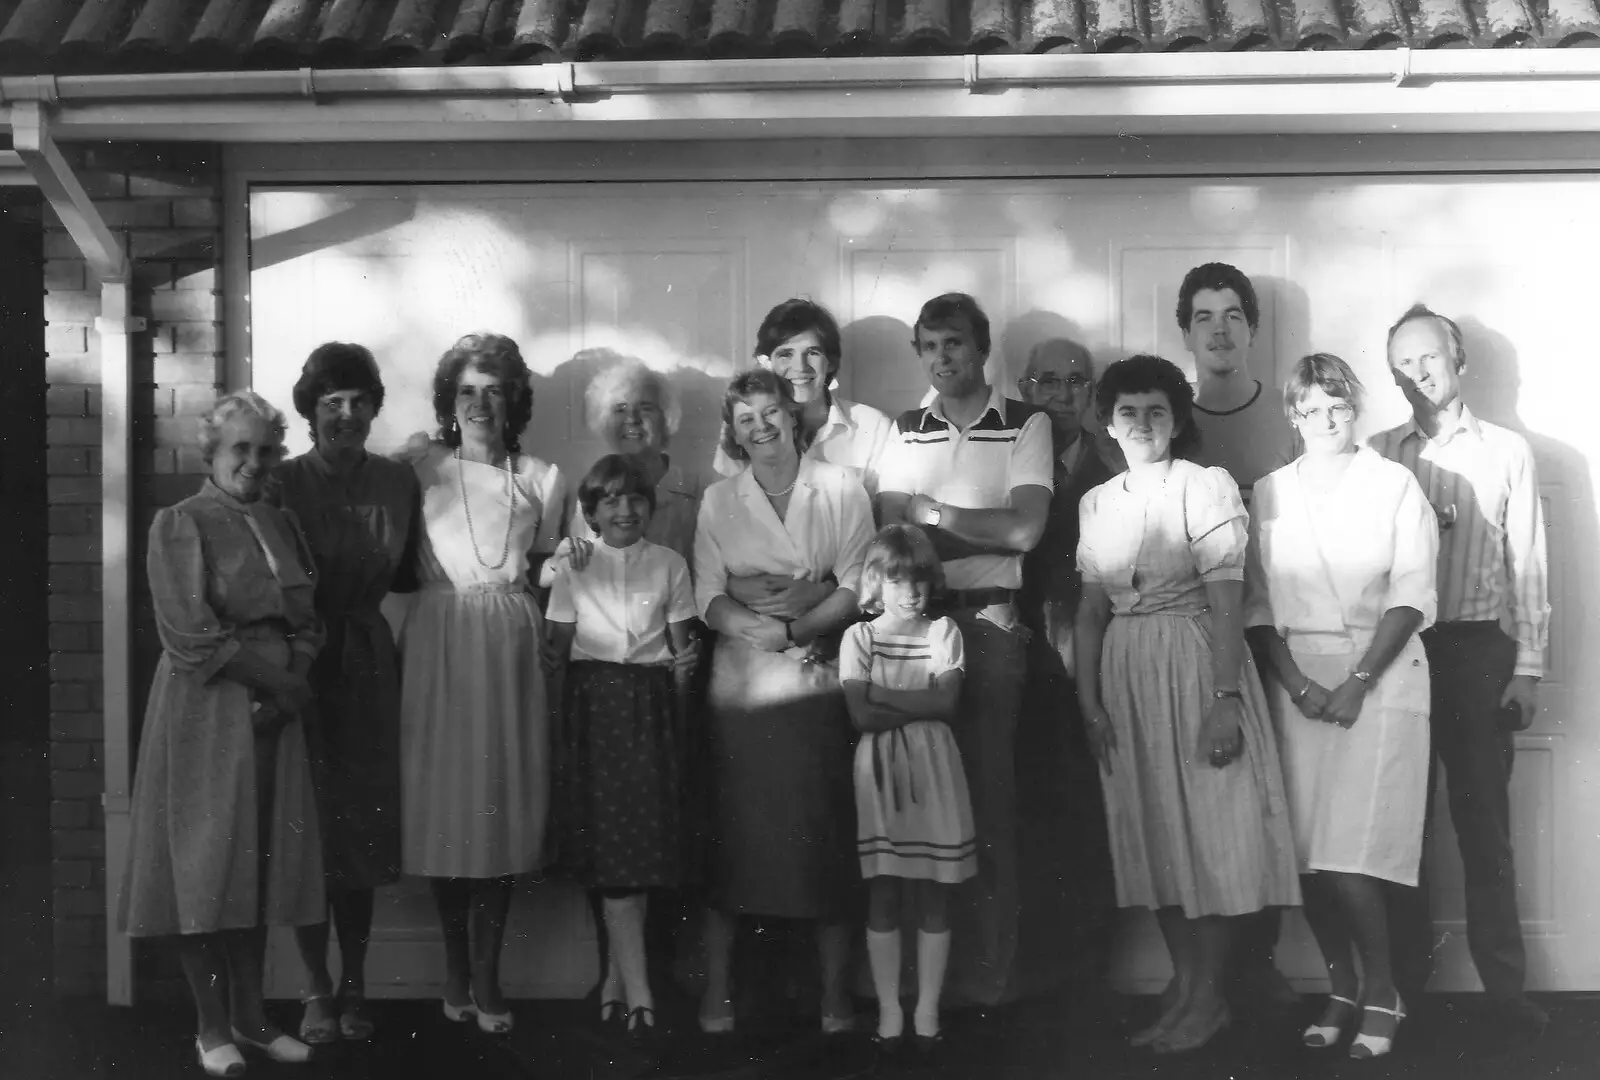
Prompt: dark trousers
<box><xmin>1388</xmin><ymin>621</ymin><xmax>1526</xmax><ymax>1000</ymax></box>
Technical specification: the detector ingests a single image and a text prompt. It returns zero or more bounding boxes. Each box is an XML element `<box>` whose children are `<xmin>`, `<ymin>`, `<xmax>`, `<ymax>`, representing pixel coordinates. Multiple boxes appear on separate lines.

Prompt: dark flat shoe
<box><xmin>913</xmin><ymin>1030</ymin><xmax>944</xmax><ymax>1056</ymax></box>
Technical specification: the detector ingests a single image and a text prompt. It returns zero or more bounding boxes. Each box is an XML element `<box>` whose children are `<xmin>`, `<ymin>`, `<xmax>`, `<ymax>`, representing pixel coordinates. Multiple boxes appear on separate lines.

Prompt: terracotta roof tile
<box><xmin>0</xmin><ymin>0</ymin><xmax>1595</xmax><ymax>72</ymax></box>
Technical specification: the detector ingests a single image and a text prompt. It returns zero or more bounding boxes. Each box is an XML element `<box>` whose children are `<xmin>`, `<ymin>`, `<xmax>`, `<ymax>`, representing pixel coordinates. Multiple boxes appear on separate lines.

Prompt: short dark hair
<box><xmin>578</xmin><ymin>454</ymin><xmax>657</xmax><ymax>526</ymax></box>
<box><xmin>857</xmin><ymin>524</ymin><xmax>946</xmax><ymax>616</ymax></box>
<box><xmin>1285</xmin><ymin>353</ymin><xmax>1365</xmax><ymax>418</ymax></box>
<box><xmin>291</xmin><ymin>341</ymin><xmax>385</xmax><ymax>421</ymax></box>
<box><xmin>718</xmin><ymin>367</ymin><xmax>812</xmax><ymax>464</ymax></box>
<box><xmin>914</xmin><ymin>293</ymin><xmax>991</xmax><ymax>355</ymax></box>
<box><xmin>1176</xmin><ymin>263</ymin><xmax>1259</xmax><ymax>333</ymax></box>
<box><xmin>756</xmin><ymin>299</ymin><xmax>843</xmax><ymax>383</ymax></box>
<box><xmin>1386</xmin><ymin>303</ymin><xmax>1465</xmax><ymax>372</ymax></box>
<box><xmin>431</xmin><ymin>332</ymin><xmax>535</xmax><ymax>454</ymax></box>
<box><xmin>1095</xmin><ymin>354</ymin><xmax>1201</xmax><ymax>461</ymax></box>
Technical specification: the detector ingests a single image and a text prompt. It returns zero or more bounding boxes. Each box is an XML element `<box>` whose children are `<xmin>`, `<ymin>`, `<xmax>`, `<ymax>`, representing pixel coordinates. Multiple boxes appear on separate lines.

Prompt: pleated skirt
<box><xmin>854</xmin><ymin>720</ymin><xmax>978</xmax><ymax>883</ymax></box>
<box><xmin>1098</xmin><ymin>612</ymin><xmax>1301</xmax><ymax>918</ymax></box>
<box><xmin>399</xmin><ymin>585</ymin><xmax>548</xmax><ymax>879</ymax></box>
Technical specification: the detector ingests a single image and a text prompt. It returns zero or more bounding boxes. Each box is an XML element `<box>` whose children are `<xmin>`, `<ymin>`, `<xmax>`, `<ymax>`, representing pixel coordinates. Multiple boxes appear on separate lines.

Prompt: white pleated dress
<box><xmin>398</xmin><ymin>443</ymin><xmax>566</xmax><ymax>879</ymax></box>
<box><xmin>1245</xmin><ymin>447</ymin><xmax>1438</xmax><ymax>885</ymax></box>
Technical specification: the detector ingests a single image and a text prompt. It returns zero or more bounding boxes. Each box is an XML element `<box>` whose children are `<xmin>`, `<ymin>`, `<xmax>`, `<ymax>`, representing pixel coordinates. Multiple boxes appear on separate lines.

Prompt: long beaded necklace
<box><xmin>456</xmin><ymin>447</ymin><xmax>518</xmax><ymax>570</ymax></box>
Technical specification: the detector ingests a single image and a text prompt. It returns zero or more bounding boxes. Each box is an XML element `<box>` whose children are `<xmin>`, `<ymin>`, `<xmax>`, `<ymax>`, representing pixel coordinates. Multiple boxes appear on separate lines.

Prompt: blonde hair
<box><xmin>857</xmin><ymin>525</ymin><xmax>945</xmax><ymax>616</ymax></box>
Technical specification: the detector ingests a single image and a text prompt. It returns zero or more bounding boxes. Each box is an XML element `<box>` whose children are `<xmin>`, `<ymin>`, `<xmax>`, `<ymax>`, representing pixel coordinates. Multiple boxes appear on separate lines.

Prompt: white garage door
<box><xmin>250</xmin><ymin>176</ymin><xmax>1598</xmax><ymax>997</ymax></box>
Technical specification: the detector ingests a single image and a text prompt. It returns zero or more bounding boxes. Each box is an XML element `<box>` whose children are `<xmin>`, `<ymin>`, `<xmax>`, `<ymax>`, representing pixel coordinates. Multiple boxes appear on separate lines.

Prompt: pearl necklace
<box><xmin>758</xmin><ymin>477</ymin><xmax>797</xmax><ymax>498</ymax></box>
<box><xmin>456</xmin><ymin>447</ymin><xmax>518</xmax><ymax>570</ymax></box>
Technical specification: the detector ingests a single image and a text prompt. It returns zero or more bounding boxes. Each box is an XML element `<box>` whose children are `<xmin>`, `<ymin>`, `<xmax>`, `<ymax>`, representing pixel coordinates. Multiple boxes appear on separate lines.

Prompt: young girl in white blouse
<box><xmin>542</xmin><ymin>455</ymin><xmax>696</xmax><ymax>1043</ymax></box>
<box><xmin>840</xmin><ymin>525</ymin><xmax>977</xmax><ymax>1056</ymax></box>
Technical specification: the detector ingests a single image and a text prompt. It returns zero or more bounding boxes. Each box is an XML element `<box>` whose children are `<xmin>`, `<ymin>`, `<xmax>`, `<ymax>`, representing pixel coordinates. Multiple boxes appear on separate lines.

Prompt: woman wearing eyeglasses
<box><xmin>1243</xmin><ymin>354</ymin><xmax>1438</xmax><ymax>1060</ymax></box>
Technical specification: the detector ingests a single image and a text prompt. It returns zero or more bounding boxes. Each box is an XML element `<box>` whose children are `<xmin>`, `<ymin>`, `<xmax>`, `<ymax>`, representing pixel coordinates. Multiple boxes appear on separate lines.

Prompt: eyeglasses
<box><xmin>1024</xmin><ymin>373</ymin><xmax>1092</xmax><ymax>396</ymax></box>
<box><xmin>1292</xmin><ymin>402</ymin><xmax>1356</xmax><ymax>424</ymax></box>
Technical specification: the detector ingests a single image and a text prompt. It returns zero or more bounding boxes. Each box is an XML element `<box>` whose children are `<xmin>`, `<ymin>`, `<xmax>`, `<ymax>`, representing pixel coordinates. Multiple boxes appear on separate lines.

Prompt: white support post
<box><xmin>12</xmin><ymin>100</ymin><xmax>141</xmax><ymax>1006</ymax></box>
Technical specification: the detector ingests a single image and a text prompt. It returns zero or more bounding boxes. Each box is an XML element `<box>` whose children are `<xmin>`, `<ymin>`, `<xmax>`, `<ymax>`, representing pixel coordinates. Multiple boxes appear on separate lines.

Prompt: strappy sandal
<box><xmin>297</xmin><ymin>994</ymin><xmax>340</xmax><ymax>1046</ymax></box>
<box><xmin>1302</xmin><ymin>994</ymin><xmax>1358</xmax><ymax>1048</ymax></box>
<box><xmin>1349</xmin><ymin>995</ymin><xmax>1405</xmax><ymax>1060</ymax></box>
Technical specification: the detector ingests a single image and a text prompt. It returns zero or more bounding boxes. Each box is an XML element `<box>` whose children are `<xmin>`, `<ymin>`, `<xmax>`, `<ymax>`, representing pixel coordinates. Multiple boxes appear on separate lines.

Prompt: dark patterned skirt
<box><xmin>556</xmin><ymin>661</ymin><xmax>682</xmax><ymax>890</ymax></box>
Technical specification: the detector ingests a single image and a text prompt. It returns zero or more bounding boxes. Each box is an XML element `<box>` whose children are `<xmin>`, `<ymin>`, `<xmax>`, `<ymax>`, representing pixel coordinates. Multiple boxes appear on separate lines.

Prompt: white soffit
<box><xmin>3</xmin><ymin>52</ymin><xmax>1600</xmax><ymax>142</ymax></box>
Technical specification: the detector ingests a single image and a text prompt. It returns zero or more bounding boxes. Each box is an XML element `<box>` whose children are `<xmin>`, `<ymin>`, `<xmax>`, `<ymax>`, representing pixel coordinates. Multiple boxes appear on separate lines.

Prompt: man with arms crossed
<box><xmin>1376</xmin><ymin>304</ymin><xmax>1551</xmax><ymax>1035</ymax></box>
<box><xmin>878</xmin><ymin>293</ymin><xmax>1053</xmax><ymax>1006</ymax></box>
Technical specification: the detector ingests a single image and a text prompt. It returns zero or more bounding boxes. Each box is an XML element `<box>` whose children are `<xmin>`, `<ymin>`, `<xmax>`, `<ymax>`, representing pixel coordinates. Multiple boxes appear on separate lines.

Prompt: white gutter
<box><xmin>3</xmin><ymin>51</ymin><xmax>1600</xmax><ymax>141</ymax></box>
<box><xmin>11</xmin><ymin>101</ymin><xmax>141</xmax><ymax>1008</ymax></box>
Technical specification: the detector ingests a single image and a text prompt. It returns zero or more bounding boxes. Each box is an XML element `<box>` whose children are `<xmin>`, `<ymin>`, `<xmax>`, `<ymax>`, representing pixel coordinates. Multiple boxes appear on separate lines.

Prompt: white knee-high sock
<box><xmin>866</xmin><ymin>929</ymin><xmax>903</xmax><ymax>1038</ymax></box>
<box><xmin>915</xmin><ymin>930</ymin><xmax>951</xmax><ymax>1037</ymax></box>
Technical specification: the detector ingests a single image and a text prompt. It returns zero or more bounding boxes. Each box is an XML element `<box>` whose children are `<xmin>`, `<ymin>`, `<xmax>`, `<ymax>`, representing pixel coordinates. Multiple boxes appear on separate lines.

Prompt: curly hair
<box><xmin>198</xmin><ymin>390</ymin><xmax>288</xmax><ymax>465</ymax></box>
<box><xmin>1094</xmin><ymin>354</ymin><xmax>1201</xmax><ymax>461</ymax></box>
<box><xmin>755</xmin><ymin>299</ymin><xmax>844</xmax><ymax>386</ymax></box>
<box><xmin>717</xmin><ymin>367</ymin><xmax>812</xmax><ymax>464</ymax></box>
<box><xmin>291</xmin><ymin>341</ymin><xmax>386</xmax><ymax>422</ymax></box>
<box><xmin>583</xmin><ymin>358</ymin><xmax>682</xmax><ymax>443</ymax></box>
<box><xmin>1284</xmin><ymin>352</ymin><xmax>1365</xmax><ymax>418</ymax></box>
<box><xmin>1176</xmin><ymin>263</ymin><xmax>1259</xmax><ymax>334</ymax></box>
<box><xmin>431</xmin><ymin>332</ymin><xmax>535</xmax><ymax>454</ymax></box>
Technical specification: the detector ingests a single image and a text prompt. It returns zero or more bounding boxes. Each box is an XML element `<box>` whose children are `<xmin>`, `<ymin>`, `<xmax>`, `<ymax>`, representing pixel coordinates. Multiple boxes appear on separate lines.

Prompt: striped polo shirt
<box><xmin>877</xmin><ymin>385</ymin><xmax>1054</xmax><ymax>590</ymax></box>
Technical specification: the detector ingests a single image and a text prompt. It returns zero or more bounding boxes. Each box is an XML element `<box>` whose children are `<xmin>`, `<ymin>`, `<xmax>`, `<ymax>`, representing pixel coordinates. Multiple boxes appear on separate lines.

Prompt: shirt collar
<box><xmin>922</xmin><ymin>383</ymin><xmax>1005</xmax><ymax>430</ymax></box>
<box><xmin>816</xmin><ymin>398</ymin><xmax>853</xmax><ymax>441</ymax></box>
<box><xmin>596</xmin><ymin>537</ymin><xmax>648</xmax><ymax>564</ymax></box>
<box><xmin>1403</xmin><ymin>402</ymin><xmax>1482</xmax><ymax>448</ymax></box>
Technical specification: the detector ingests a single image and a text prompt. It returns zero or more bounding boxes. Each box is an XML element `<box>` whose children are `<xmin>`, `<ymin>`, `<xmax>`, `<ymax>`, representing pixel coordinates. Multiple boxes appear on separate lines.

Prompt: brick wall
<box><xmin>43</xmin><ymin>144</ymin><xmax>223</xmax><ymax>997</ymax></box>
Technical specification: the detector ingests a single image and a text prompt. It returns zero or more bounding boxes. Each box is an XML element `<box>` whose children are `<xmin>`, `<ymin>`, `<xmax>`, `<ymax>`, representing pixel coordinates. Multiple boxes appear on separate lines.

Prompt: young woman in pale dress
<box><xmin>397</xmin><ymin>333</ymin><xmax>566</xmax><ymax>1034</ymax></box>
<box><xmin>1245</xmin><ymin>354</ymin><xmax>1437</xmax><ymax>1059</ymax></box>
<box><xmin>693</xmin><ymin>368</ymin><xmax>874</xmax><ymax>1035</ymax></box>
<box><xmin>1074</xmin><ymin>355</ymin><xmax>1300</xmax><ymax>1054</ymax></box>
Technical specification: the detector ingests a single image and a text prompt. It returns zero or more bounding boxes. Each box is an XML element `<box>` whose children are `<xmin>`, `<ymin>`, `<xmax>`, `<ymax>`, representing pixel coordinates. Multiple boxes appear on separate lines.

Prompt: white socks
<box><xmin>866</xmin><ymin>928</ymin><xmax>903</xmax><ymax>1038</ymax></box>
<box><xmin>915</xmin><ymin>929</ymin><xmax>951</xmax><ymax>1038</ymax></box>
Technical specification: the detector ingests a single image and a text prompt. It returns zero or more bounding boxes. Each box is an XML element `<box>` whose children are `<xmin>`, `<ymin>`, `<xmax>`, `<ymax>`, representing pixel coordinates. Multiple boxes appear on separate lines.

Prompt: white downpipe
<box><xmin>0</xmin><ymin>50</ymin><xmax>1599</xmax><ymax>108</ymax></box>
<box><xmin>12</xmin><ymin>101</ymin><xmax>140</xmax><ymax>1006</ymax></box>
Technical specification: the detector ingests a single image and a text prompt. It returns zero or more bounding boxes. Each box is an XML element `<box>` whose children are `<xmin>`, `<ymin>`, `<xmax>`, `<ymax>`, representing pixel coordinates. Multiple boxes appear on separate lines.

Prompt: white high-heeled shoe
<box><xmin>1302</xmin><ymin>994</ymin><xmax>1358</xmax><ymax>1048</ymax></box>
<box><xmin>230</xmin><ymin>1028</ymin><xmax>313</xmax><ymax>1064</ymax></box>
<box><xmin>1349</xmin><ymin>995</ymin><xmax>1406</xmax><ymax>1060</ymax></box>
<box><xmin>194</xmin><ymin>1038</ymin><xmax>245</xmax><ymax>1078</ymax></box>
<box><xmin>471</xmin><ymin>995</ymin><xmax>514</xmax><ymax>1035</ymax></box>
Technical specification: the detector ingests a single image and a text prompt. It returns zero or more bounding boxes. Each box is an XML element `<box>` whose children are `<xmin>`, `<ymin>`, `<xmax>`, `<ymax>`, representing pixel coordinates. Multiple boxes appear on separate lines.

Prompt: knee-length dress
<box><xmin>548</xmin><ymin>539</ymin><xmax>697</xmax><ymax>889</ymax></box>
<box><xmin>1077</xmin><ymin>460</ymin><xmax>1301</xmax><ymax>918</ymax></box>
<box><xmin>841</xmin><ymin>616</ymin><xmax>978</xmax><ymax>884</ymax></box>
<box><xmin>692</xmin><ymin>458</ymin><xmax>874</xmax><ymax>918</ymax></box>
<box><xmin>1245</xmin><ymin>447</ymin><xmax>1437</xmax><ymax>885</ymax></box>
<box><xmin>273</xmin><ymin>450</ymin><xmax>419</xmax><ymax>892</ymax></box>
<box><xmin>118</xmin><ymin>481</ymin><xmax>327</xmax><ymax>936</ymax></box>
<box><xmin>398</xmin><ymin>443</ymin><xmax>565</xmax><ymax>880</ymax></box>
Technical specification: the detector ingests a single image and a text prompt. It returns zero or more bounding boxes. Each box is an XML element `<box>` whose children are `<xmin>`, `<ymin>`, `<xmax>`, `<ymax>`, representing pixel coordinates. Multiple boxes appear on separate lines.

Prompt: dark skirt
<box><xmin>557</xmin><ymin>660</ymin><xmax>683</xmax><ymax>890</ymax></box>
<box><xmin>305</xmin><ymin>610</ymin><xmax>403</xmax><ymax>892</ymax></box>
<box><xmin>705</xmin><ymin>638</ymin><xmax>857</xmax><ymax>919</ymax></box>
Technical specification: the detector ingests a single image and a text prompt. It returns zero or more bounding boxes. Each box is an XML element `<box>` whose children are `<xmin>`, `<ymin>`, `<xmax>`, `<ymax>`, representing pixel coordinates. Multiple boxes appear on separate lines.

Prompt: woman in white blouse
<box><xmin>693</xmin><ymin>368</ymin><xmax>875</xmax><ymax>1035</ymax></box>
<box><xmin>1245</xmin><ymin>354</ymin><xmax>1438</xmax><ymax>1060</ymax></box>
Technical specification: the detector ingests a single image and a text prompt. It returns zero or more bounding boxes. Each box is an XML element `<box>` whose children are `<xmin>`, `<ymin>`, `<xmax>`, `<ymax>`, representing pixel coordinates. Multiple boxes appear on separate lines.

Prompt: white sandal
<box><xmin>1349</xmin><ymin>995</ymin><xmax>1406</xmax><ymax>1060</ymax></box>
<box><xmin>194</xmin><ymin>1038</ymin><xmax>245</xmax><ymax>1078</ymax></box>
<box><xmin>1301</xmin><ymin>994</ymin><xmax>1358</xmax><ymax>1048</ymax></box>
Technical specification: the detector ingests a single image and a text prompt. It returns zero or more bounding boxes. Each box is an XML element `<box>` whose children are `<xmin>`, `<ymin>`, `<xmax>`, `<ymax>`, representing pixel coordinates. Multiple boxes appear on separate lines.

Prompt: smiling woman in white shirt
<box><xmin>693</xmin><ymin>368</ymin><xmax>875</xmax><ymax>1037</ymax></box>
<box><xmin>1245</xmin><ymin>354</ymin><xmax>1437</xmax><ymax>1061</ymax></box>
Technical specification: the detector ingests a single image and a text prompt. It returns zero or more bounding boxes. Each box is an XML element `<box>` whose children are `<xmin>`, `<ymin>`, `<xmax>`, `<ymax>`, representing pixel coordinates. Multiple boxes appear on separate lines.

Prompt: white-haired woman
<box><xmin>118</xmin><ymin>390</ymin><xmax>326</xmax><ymax>1076</ymax></box>
<box><xmin>1245</xmin><ymin>354</ymin><xmax>1437</xmax><ymax>1060</ymax></box>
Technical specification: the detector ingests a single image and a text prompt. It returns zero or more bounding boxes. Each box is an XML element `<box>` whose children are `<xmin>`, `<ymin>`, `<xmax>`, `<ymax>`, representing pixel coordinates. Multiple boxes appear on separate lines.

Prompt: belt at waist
<box><xmin>945</xmin><ymin>587</ymin><xmax>1016</xmax><ymax>610</ymax></box>
<box><xmin>1284</xmin><ymin>628</ymin><xmax>1376</xmax><ymax>655</ymax></box>
<box><xmin>419</xmin><ymin>582</ymin><xmax>527</xmax><ymax>595</ymax></box>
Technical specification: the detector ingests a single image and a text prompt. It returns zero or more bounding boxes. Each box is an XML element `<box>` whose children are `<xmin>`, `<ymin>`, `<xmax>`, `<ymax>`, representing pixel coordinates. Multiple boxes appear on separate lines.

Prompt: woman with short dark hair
<box><xmin>397</xmin><ymin>332</ymin><xmax>567</xmax><ymax>1034</ymax></box>
<box><xmin>1245</xmin><ymin>354</ymin><xmax>1436</xmax><ymax>1059</ymax></box>
<box><xmin>1074</xmin><ymin>356</ymin><xmax>1300</xmax><ymax>1054</ymax></box>
<box><xmin>693</xmin><ymin>368</ymin><xmax>874</xmax><ymax>1035</ymax></box>
<box><xmin>274</xmin><ymin>342</ymin><xmax>420</xmax><ymax>1045</ymax></box>
<box><xmin>119</xmin><ymin>390</ymin><xmax>324</xmax><ymax>1076</ymax></box>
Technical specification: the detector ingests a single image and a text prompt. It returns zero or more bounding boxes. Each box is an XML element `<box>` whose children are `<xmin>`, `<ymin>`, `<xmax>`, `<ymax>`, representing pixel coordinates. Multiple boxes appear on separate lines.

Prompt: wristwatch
<box><xmin>1213</xmin><ymin>687</ymin><xmax>1243</xmax><ymax>701</ymax></box>
<box><xmin>1352</xmin><ymin>669</ymin><xmax>1374</xmax><ymax>685</ymax></box>
<box><xmin>924</xmin><ymin>504</ymin><xmax>942</xmax><ymax>529</ymax></box>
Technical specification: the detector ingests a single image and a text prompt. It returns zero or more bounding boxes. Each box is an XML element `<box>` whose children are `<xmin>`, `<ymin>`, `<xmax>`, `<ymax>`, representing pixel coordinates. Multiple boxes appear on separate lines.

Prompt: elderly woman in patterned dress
<box><xmin>118</xmin><ymin>391</ymin><xmax>325</xmax><ymax>1077</ymax></box>
<box><xmin>273</xmin><ymin>343</ymin><xmax>421</xmax><ymax>1045</ymax></box>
